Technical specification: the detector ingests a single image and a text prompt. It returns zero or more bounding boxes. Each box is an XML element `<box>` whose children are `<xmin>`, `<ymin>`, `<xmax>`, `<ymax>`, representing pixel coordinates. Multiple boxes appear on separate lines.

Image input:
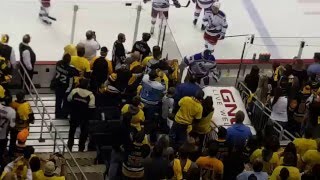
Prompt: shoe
<box><xmin>193</xmin><ymin>19</ymin><xmax>197</xmax><ymax>25</ymax></box>
<box><xmin>150</xmin><ymin>26</ymin><xmax>155</xmax><ymax>35</ymax></box>
<box><xmin>201</xmin><ymin>24</ymin><xmax>205</xmax><ymax>31</ymax></box>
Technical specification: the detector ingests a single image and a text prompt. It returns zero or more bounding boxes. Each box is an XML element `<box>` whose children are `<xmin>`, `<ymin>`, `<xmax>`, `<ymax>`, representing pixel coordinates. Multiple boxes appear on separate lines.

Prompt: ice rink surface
<box><xmin>0</xmin><ymin>0</ymin><xmax>320</xmax><ymax>61</ymax></box>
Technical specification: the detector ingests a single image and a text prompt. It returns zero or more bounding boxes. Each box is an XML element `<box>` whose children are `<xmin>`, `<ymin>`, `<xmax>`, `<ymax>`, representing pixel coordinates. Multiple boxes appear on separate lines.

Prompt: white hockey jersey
<box><xmin>197</xmin><ymin>0</ymin><xmax>215</xmax><ymax>9</ymax></box>
<box><xmin>152</xmin><ymin>0</ymin><xmax>170</xmax><ymax>11</ymax></box>
<box><xmin>203</xmin><ymin>10</ymin><xmax>228</xmax><ymax>37</ymax></box>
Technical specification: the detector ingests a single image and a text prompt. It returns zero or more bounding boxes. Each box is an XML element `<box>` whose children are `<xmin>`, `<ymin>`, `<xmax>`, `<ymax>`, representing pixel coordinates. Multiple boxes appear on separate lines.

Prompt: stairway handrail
<box><xmin>18</xmin><ymin>62</ymin><xmax>88</xmax><ymax>180</ymax></box>
<box><xmin>236</xmin><ymin>81</ymin><xmax>296</xmax><ymax>141</ymax></box>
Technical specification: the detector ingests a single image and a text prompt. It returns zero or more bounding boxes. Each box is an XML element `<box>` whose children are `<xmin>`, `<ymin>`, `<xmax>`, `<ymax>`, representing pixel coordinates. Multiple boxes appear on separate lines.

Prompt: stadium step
<box><xmin>65</xmin><ymin>164</ymin><xmax>106</xmax><ymax>180</ymax></box>
<box><xmin>64</xmin><ymin>151</ymin><xmax>97</xmax><ymax>166</ymax></box>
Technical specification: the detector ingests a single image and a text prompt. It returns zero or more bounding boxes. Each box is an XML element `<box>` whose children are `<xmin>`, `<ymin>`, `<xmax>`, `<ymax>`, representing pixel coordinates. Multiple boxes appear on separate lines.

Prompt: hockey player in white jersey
<box><xmin>192</xmin><ymin>0</ymin><xmax>216</xmax><ymax>30</ymax></box>
<box><xmin>39</xmin><ymin>0</ymin><xmax>56</xmax><ymax>25</ymax></box>
<box><xmin>144</xmin><ymin>0</ymin><xmax>181</xmax><ymax>35</ymax></box>
<box><xmin>203</xmin><ymin>2</ymin><xmax>228</xmax><ymax>51</ymax></box>
<box><xmin>182</xmin><ymin>49</ymin><xmax>221</xmax><ymax>85</ymax></box>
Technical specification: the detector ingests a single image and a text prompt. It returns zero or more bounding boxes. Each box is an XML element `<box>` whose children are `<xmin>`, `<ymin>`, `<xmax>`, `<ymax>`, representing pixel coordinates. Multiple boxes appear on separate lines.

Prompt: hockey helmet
<box><xmin>202</xmin><ymin>49</ymin><xmax>213</xmax><ymax>61</ymax></box>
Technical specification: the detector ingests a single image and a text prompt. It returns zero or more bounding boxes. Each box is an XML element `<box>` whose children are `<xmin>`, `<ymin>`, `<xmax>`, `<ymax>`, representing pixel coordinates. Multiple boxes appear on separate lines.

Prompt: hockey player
<box><xmin>182</xmin><ymin>49</ymin><xmax>221</xmax><ymax>85</ymax></box>
<box><xmin>144</xmin><ymin>0</ymin><xmax>181</xmax><ymax>35</ymax></box>
<box><xmin>192</xmin><ymin>0</ymin><xmax>216</xmax><ymax>29</ymax></box>
<box><xmin>203</xmin><ymin>2</ymin><xmax>228</xmax><ymax>51</ymax></box>
<box><xmin>39</xmin><ymin>0</ymin><xmax>55</xmax><ymax>25</ymax></box>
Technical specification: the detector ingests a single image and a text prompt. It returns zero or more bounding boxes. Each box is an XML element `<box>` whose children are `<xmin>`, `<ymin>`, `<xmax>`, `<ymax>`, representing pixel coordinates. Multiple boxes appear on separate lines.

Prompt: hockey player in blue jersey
<box><xmin>181</xmin><ymin>49</ymin><xmax>221</xmax><ymax>85</ymax></box>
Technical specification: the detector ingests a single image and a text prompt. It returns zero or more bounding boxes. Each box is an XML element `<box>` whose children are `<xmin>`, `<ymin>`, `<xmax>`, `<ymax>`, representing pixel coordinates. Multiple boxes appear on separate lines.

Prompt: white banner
<box><xmin>203</xmin><ymin>86</ymin><xmax>256</xmax><ymax>134</ymax></box>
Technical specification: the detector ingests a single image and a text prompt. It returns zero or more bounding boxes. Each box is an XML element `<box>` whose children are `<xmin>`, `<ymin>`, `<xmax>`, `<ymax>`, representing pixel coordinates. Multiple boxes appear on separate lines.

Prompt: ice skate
<box><xmin>193</xmin><ymin>19</ymin><xmax>197</xmax><ymax>26</ymax></box>
<box><xmin>150</xmin><ymin>26</ymin><xmax>155</xmax><ymax>35</ymax></box>
<box><xmin>201</xmin><ymin>24</ymin><xmax>205</xmax><ymax>31</ymax></box>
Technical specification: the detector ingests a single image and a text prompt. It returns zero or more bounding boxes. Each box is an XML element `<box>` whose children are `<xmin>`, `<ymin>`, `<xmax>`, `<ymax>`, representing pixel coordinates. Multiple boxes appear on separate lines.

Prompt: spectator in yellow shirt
<box><xmin>29</xmin><ymin>156</ymin><xmax>45</xmax><ymax>180</ymax></box>
<box><xmin>44</xmin><ymin>161</ymin><xmax>65</xmax><ymax>180</ymax></box>
<box><xmin>63</xmin><ymin>44</ymin><xmax>77</xmax><ymax>56</ymax></box>
<box><xmin>270</xmin><ymin>152</ymin><xmax>301</xmax><ymax>180</ymax></box>
<box><xmin>292</xmin><ymin>128</ymin><xmax>317</xmax><ymax>156</ymax></box>
<box><xmin>169</xmin><ymin>90</ymin><xmax>204</xmax><ymax>149</ymax></box>
<box><xmin>70</xmin><ymin>45</ymin><xmax>90</xmax><ymax>78</ymax></box>
<box><xmin>196</xmin><ymin>142</ymin><xmax>224</xmax><ymax>180</ymax></box>
<box><xmin>250</xmin><ymin>136</ymin><xmax>280</xmax><ymax>174</ymax></box>
<box><xmin>121</xmin><ymin>96</ymin><xmax>145</xmax><ymax>132</ymax></box>
<box><xmin>302</xmin><ymin>141</ymin><xmax>320</xmax><ymax>171</ymax></box>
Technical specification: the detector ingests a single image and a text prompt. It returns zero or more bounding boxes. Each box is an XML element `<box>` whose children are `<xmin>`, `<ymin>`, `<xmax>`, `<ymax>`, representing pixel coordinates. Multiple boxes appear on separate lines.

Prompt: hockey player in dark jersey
<box><xmin>54</xmin><ymin>54</ymin><xmax>79</xmax><ymax>119</ymax></box>
<box><xmin>144</xmin><ymin>0</ymin><xmax>181</xmax><ymax>35</ymax></box>
<box><xmin>131</xmin><ymin>33</ymin><xmax>151</xmax><ymax>60</ymax></box>
<box><xmin>182</xmin><ymin>49</ymin><xmax>221</xmax><ymax>85</ymax></box>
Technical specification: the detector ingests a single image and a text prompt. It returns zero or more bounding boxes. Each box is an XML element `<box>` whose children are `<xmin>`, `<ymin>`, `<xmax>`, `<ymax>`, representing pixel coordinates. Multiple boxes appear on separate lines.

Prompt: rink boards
<box><xmin>203</xmin><ymin>86</ymin><xmax>256</xmax><ymax>135</ymax></box>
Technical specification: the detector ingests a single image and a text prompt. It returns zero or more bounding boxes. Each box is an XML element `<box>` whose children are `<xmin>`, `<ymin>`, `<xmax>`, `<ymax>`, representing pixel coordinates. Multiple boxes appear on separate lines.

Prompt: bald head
<box><xmin>131</xmin><ymin>51</ymin><xmax>141</xmax><ymax>61</ymax></box>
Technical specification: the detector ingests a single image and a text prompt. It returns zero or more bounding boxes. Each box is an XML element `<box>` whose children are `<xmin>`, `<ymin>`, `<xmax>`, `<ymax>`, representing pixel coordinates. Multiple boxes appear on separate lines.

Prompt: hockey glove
<box><xmin>174</xmin><ymin>1</ymin><xmax>181</xmax><ymax>8</ymax></box>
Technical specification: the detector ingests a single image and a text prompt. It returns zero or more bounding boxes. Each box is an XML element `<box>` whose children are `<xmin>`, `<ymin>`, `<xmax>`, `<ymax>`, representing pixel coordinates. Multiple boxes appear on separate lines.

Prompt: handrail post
<box><xmin>70</xmin><ymin>5</ymin><xmax>79</xmax><ymax>44</ymax></box>
<box><xmin>132</xmin><ymin>3</ymin><xmax>142</xmax><ymax>44</ymax></box>
<box><xmin>53</xmin><ymin>131</ymin><xmax>57</xmax><ymax>153</ymax></box>
<box><xmin>39</xmin><ymin>108</ymin><xmax>45</xmax><ymax>142</ymax></box>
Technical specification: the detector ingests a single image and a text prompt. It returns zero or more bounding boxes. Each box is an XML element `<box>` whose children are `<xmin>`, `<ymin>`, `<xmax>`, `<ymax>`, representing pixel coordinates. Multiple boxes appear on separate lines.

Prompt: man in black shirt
<box><xmin>54</xmin><ymin>54</ymin><xmax>79</xmax><ymax>119</ymax></box>
<box><xmin>67</xmin><ymin>78</ymin><xmax>95</xmax><ymax>152</ymax></box>
<box><xmin>91</xmin><ymin>46</ymin><xmax>109</xmax><ymax>92</ymax></box>
<box><xmin>132</xmin><ymin>33</ymin><xmax>151</xmax><ymax>60</ymax></box>
<box><xmin>112</xmin><ymin>33</ymin><xmax>126</xmax><ymax>70</ymax></box>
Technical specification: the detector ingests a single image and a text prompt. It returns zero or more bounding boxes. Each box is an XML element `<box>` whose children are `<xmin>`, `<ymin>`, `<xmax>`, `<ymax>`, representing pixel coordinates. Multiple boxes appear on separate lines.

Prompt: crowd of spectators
<box><xmin>0</xmin><ymin>30</ymin><xmax>320</xmax><ymax>180</ymax></box>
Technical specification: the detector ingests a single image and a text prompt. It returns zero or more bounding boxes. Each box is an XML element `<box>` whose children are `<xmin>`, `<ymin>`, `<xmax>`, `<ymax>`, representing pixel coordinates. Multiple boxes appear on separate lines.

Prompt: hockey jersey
<box><xmin>184</xmin><ymin>52</ymin><xmax>215</xmax><ymax>76</ymax></box>
<box><xmin>203</xmin><ymin>10</ymin><xmax>228</xmax><ymax>37</ymax></box>
<box><xmin>197</xmin><ymin>0</ymin><xmax>215</xmax><ymax>9</ymax></box>
<box><xmin>184</xmin><ymin>52</ymin><xmax>220</xmax><ymax>82</ymax></box>
<box><xmin>152</xmin><ymin>0</ymin><xmax>179</xmax><ymax>11</ymax></box>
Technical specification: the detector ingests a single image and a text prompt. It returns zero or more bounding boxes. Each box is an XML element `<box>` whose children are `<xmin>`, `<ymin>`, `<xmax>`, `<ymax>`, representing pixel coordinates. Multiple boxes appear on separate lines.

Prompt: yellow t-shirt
<box><xmin>45</xmin><ymin>176</ymin><xmax>66</xmax><ymax>180</ymax></box>
<box><xmin>142</xmin><ymin>56</ymin><xmax>153</xmax><ymax>67</ymax></box>
<box><xmin>270</xmin><ymin>166</ymin><xmax>301</xmax><ymax>180</ymax></box>
<box><xmin>192</xmin><ymin>112</ymin><xmax>213</xmax><ymax>134</ymax></box>
<box><xmin>175</xmin><ymin>97</ymin><xmax>203</xmax><ymax>125</ymax></box>
<box><xmin>90</xmin><ymin>56</ymin><xmax>113</xmax><ymax>74</ymax></box>
<box><xmin>32</xmin><ymin>170</ymin><xmax>45</xmax><ymax>180</ymax></box>
<box><xmin>130</xmin><ymin>61</ymin><xmax>141</xmax><ymax>71</ymax></box>
<box><xmin>196</xmin><ymin>156</ymin><xmax>223</xmax><ymax>175</ymax></box>
<box><xmin>302</xmin><ymin>150</ymin><xmax>320</xmax><ymax>171</ymax></box>
<box><xmin>250</xmin><ymin>149</ymin><xmax>280</xmax><ymax>174</ymax></box>
<box><xmin>121</xmin><ymin>104</ymin><xmax>145</xmax><ymax>131</ymax></box>
<box><xmin>70</xmin><ymin>56</ymin><xmax>90</xmax><ymax>75</ymax></box>
<box><xmin>293</xmin><ymin>138</ymin><xmax>317</xmax><ymax>156</ymax></box>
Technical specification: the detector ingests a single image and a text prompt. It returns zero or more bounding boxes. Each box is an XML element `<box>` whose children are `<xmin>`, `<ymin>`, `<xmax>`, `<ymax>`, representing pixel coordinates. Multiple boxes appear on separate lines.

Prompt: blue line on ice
<box><xmin>242</xmin><ymin>0</ymin><xmax>281</xmax><ymax>58</ymax></box>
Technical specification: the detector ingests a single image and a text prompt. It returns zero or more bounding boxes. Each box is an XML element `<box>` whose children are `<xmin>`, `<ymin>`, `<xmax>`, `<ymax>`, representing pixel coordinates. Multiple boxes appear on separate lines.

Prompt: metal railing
<box><xmin>18</xmin><ymin>62</ymin><xmax>88</xmax><ymax>180</ymax></box>
<box><xmin>236</xmin><ymin>81</ymin><xmax>295</xmax><ymax>141</ymax></box>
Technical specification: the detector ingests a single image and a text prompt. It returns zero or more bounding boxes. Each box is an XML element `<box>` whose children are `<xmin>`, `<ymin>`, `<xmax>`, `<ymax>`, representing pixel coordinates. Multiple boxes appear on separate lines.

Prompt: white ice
<box><xmin>0</xmin><ymin>0</ymin><xmax>320</xmax><ymax>61</ymax></box>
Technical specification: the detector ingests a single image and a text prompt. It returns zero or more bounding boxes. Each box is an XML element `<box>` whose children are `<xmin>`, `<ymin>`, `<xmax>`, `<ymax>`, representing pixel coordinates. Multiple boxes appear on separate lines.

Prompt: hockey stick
<box><xmin>171</xmin><ymin>0</ymin><xmax>191</xmax><ymax>8</ymax></box>
<box><xmin>224</xmin><ymin>34</ymin><xmax>252</xmax><ymax>38</ymax></box>
<box><xmin>48</xmin><ymin>16</ymin><xmax>56</xmax><ymax>21</ymax></box>
<box><xmin>160</xmin><ymin>25</ymin><xmax>167</xmax><ymax>55</ymax></box>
